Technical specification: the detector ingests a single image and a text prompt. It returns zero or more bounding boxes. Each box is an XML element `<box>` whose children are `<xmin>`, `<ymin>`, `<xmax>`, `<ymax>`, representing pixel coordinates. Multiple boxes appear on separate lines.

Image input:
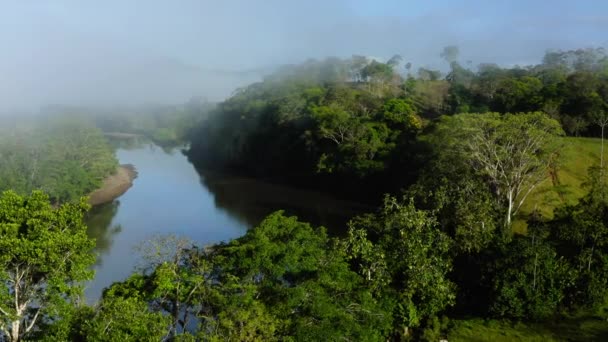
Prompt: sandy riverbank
<box><xmin>88</xmin><ymin>164</ymin><xmax>138</xmax><ymax>206</ymax></box>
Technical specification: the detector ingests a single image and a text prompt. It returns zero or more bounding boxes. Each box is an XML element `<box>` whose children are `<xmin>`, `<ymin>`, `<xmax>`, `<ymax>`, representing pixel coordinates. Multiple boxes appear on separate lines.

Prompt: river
<box><xmin>84</xmin><ymin>143</ymin><xmax>368</xmax><ymax>301</ymax></box>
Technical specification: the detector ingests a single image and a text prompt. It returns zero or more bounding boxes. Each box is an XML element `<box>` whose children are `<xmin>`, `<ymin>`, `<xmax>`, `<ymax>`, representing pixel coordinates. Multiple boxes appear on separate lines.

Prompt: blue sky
<box><xmin>0</xmin><ymin>0</ymin><xmax>606</xmax><ymax>108</ymax></box>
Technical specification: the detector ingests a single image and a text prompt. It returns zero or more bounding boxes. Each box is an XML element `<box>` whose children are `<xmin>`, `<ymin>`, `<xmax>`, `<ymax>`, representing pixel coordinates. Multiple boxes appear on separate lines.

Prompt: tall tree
<box><xmin>490</xmin><ymin>219</ymin><xmax>573</xmax><ymax>320</ymax></box>
<box><xmin>440</xmin><ymin>45</ymin><xmax>460</xmax><ymax>64</ymax></box>
<box><xmin>345</xmin><ymin>197</ymin><xmax>455</xmax><ymax>337</ymax></box>
<box><xmin>0</xmin><ymin>191</ymin><xmax>95</xmax><ymax>342</ymax></box>
<box><xmin>214</xmin><ymin>211</ymin><xmax>391</xmax><ymax>340</ymax></box>
<box><xmin>593</xmin><ymin>111</ymin><xmax>608</xmax><ymax>171</ymax></box>
<box><xmin>433</xmin><ymin>112</ymin><xmax>563</xmax><ymax>231</ymax></box>
<box><xmin>553</xmin><ymin>167</ymin><xmax>608</xmax><ymax>309</ymax></box>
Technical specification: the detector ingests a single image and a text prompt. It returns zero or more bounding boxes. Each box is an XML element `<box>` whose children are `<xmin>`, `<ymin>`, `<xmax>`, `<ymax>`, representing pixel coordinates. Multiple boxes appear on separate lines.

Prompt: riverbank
<box><xmin>88</xmin><ymin>164</ymin><xmax>138</xmax><ymax>205</ymax></box>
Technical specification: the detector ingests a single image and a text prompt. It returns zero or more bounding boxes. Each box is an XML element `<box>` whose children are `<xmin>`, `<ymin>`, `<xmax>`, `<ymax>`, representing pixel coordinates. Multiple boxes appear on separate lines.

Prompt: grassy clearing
<box><xmin>513</xmin><ymin>137</ymin><xmax>605</xmax><ymax>234</ymax></box>
<box><xmin>448</xmin><ymin>315</ymin><xmax>608</xmax><ymax>342</ymax></box>
<box><xmin>462</xmin><ymin>137</ymin><xmax>608</xmax><ymax>340</ymax></box>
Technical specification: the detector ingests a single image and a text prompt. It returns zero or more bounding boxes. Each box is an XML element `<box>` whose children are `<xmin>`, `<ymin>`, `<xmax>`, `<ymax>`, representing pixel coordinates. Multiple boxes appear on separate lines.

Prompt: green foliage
<box><xmin>489</xmin><ymin>224</ymin><xmax>574</xmax><ymax>320</ymax></box>
<box><xmin>345</xmin><ymin>197</ymin><xmax>455</xmax><ymax>335</ymax></box>
<box><xmin>0</xmin><ymin>116</ymin><xmax>117</xmax><ymax>203</ymax></box>
<box><xmin>105</xmin><ymin>212</ymin><xmax>390</xmax><ymax>341</ymax></box>
<box><xmin>202</xmin><ymin>279</ymin><xmax>278</xmax><ymax>342</ymax></box>
<box><xmin>552</xmin><ymin>167</ymin><xmax>608</xmax><ymax>310</ymax></box>
<box><xmin>187</xmin><ymin>47</ymin><xmax>608</xmax><ymax>202</ymax></box>
<box><xmin>0</xmin><ymin>190</ymin><xmax>95</xmax><ymax>341</ymax></box>
<box><xmin>71</xmin><ymin>295</ymin><xmax>170</xmax><ymax>342</ymax></box>
<box><xmin>425</xmin><ymin>112</ymin><xmax>563</xmax><ymax>232</ymax></box>
<box><xmin>213</xmin><ymin>211</ymin><xmax>391</xmax><ymax>341</ymax></box>
<box><xmin>187</xmin><ymin>56</ymin><xmax>422</xmax><ymax>199</ymax></box>
<box><xmin>420</xmin><ymin>315</ymin><xmax>450</xmax><ymax>342</ymax></box>
<box><xmin>104</xmin><ymin>236</ymin><xmax>218</xmax><ymax>337</ymax></box>
<box><xmin>493</xmin><ymin>76</ymin><xmax>544</xmax><ymax>112</ymax></box>
<box><xmin>3</xmin><ymin>46</ymin><xmax>608</xmax><ymax>340</ymax></box>
<box><xmin>411</xmin><ymin>121</ymin><xmax>499</xmax><ymax>252</ymax></box>
<box><xmin>381</xmin><ymin>98</ymin><xmax>422</xmax><ymax>130</ymax></box>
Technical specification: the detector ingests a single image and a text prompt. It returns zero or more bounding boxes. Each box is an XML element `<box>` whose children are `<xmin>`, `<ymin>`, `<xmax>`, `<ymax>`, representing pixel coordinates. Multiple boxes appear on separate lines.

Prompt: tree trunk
<box><xmin>172</xmin><ymin>301</ymin><xmax>180</xmax><ymax>336</ymax></box>
<box><xmin>506</xmin><ymin>190</ymin><xmax>514</xmax><ymax>231</ymax></box>
<box><xmin>588</xmin><ymin>243</ymin><xmax>595</xmax><ymax>272</ymax></box>
<box><xmin>532</xmin><ymin>234</ymin><xmax>538</xmax><ymax>290</ymax></box>
<box><xmin>601</xmin><ymin>125</ymin><xmax>605</xmax><ymax>171</ymax></box>
<box><xmin>10</xmin><ymin>320</ymin><xmax>20</xmax><ymax>342</ymax></box>
<box><xmin>601</xmin><ymin>124</ymin><xmax>605</xmax><ymax>201</ymax></box>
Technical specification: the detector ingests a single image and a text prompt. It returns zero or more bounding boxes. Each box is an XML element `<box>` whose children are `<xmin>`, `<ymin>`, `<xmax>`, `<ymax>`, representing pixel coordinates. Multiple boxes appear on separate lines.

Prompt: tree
<box><xmin>387</xmin><ymin>54</ymin><xmax>403</xmax><ymax>68</ymax></box>
<box><xmin>444</xmin><ymin>112</ymin><xmax>563</xmax><ymax>231</ymax></box>
<box><xmin>404</xmin><ymin>62</ymin><xmax>413</xmax><ymax>76</ymax></box>
<box><xmin>408</xmin><ymin>164</ymin><xmax>499</xmax><ymax>254</ymax></box>
<box><xmin>417</xmin><ymin>68</ymin><xmax>442</xmax><ymax>81</ymax></box>
<box><xmin>593</xmin><ymin>111</ymin><xmax>608</xmax><ymax>171</ymax></box>
<box><xmin>493</xmin><ymin>76</ymin><xmax>544</xmax><ymax>113</ymax></box>
<box><xmin>542</xmin><ymin>48</ymin><xmax>608</xmax><ymax>72</ymax></box>
<box><xmin>0</xmin><ymin>191</ymin><xmax>95</xmax><ymax>342</ymax></box>
<box><xmin>0</xmin><ymin>117</ymin><xmax>117</xmax><ymax>204</ymax></box>
<box><xmin>345</xmin><ymin>197</ymin><xmax>455</xmax><ymax>337</ymax></box>
<box><xmin>214</xmin><ymin>211</ymin><xmax>391</xmax><ymax>341</ymax></box>
<box><xmin>489</xmin><ymin>219</ymin><xmax>573</xmax><ymax>320</ymax></box>
<box><xmin>311</xmin><ymin>103</ymin><xmax>359</xmax><ymax>146</ymax></box>
<box><xmin>312</xmin><ymin>103</ymin><xmax>396</xmax><ymax>176</ymax></box>
<box><xmin>350</xmin><ymin>55</ymin><xmax>369</xmax><ymax>82</ymax></box>
<box><xmin>104</xmin><ymin>235</ymin><xmax>217</xmax><ymax>338</ymax></box>
<box><xmin>472</xmin><ymin>63</ymin><xmax>504</xmax><ymax>104</ymax></box>
<box><xmin>68</xmin><ymin>295</ymin><xmax>170</xmax><ymax>342</ymax></box>
<box><xmin>552</xmin><ymin>167</ymin><xmax>608</xmax><ymax>309</ymax></box>
<box><xmin>199</xmin><ymin>280</ymin><xmax>278</xmax><ymax>342</ymax></box>
<box><xmin>440</xmin><ymin>45</ymin><xmax>460</xmax><ymax>64</ymax></box>
<box><xmin>380</xmin><ymin>98</ymin><xmax>421</xmax><ymax>131</ymax></box>
<box><xmin>561</xmin><ymin>115</ymin><xmax>588</xmax><ymax>137</ymax></box>
<box><xmin>412</xmin><ymin>79</ymin><xmax>450</xmax><ymax>117</ymax></box>
<box><xmin>560</xmin><ymin>71</ymin><xmax>604</xmax><ymax>127</ymax></box>
<box><xmin>361</xmin><ymin>60</ymin><xmax>398</xmax><ymax>97</ymax></box>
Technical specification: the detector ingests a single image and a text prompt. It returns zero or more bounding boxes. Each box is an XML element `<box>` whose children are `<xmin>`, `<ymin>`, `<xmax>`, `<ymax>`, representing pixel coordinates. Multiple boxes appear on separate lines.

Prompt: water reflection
<box><xmin>85</xmin><ymin>201</ymin><xmax>122</xmax><ymax>264</ymax></box>
<box><xmin>84</xmin><ymin>144</ymin><xmax>369</xmax><ymax>301</ymax></box>
<box><xmin>106</xmin><ymin>134</ymin><xmax>147</xmax><ymax>150</ymax></box>
<box><xmin>197</xmin><ymin>168</ymin><xmax>370</xmax><ymax>235</ymax></box>
<box><xmin>84</xmin><ymin>144</ymin><xmax>248</xmax><ymax>300</ymax></box>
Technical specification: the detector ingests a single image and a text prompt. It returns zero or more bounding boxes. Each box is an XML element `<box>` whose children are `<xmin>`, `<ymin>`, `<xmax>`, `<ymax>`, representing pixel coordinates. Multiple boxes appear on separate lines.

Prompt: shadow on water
<box><xmin>83</xmin><ymin>144</ymin><xmax>372</xmax><ymax>301</ymax></box>
<box><xmin>85</xmin><ymin>201</ymin><xmax>123</xmax><ymax>265</ymax></box>
<box><xmin>196</xmin><ymin>168</ymin><xmax>372</xmax><ymax>236</ymax></box>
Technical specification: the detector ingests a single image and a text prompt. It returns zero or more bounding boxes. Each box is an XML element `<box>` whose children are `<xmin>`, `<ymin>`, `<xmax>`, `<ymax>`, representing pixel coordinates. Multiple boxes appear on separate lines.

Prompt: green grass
<box><xmin>448</xmin><ymin>316</ymin><xmax>608</xmax><ymax>342</ymax></box>
<box><xmin>450</xmin><ymin>138</ymin><xmax>608</xmax><ymax>340</ymax></box>
<box><xmin>513</xmin><ymin>137</ymin><xmax>605</xmax><ymax>234</ymax></box>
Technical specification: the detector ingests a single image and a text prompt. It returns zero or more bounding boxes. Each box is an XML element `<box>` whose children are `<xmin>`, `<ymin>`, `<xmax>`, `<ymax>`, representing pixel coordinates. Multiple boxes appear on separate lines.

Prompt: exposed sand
<box><xmin>88</xmin><ymin>164</ymin><xmax>137</xmax><ymax>206</ymax></box>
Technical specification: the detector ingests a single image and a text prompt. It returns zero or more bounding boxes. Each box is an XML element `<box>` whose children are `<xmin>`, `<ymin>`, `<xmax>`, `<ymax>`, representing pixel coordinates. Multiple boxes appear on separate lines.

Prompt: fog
<box><xmin>1</xmin><ymin>0</ymin><xmax>606</xmax><ymax>111</ymax></box>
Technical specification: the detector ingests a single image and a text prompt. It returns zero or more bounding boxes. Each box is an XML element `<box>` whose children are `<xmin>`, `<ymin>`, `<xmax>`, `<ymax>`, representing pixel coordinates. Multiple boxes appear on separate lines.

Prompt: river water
<box><xmin>85</xmin><ymin>144</ymin><xmax>367</xmax><ymax>301</ymax></box>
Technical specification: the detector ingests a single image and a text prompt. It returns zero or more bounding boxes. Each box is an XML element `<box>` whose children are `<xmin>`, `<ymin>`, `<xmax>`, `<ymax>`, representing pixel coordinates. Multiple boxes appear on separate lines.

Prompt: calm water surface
<box><xmin>85</xmin><ymin>144</ymin><xmax>366</xmax><ymax>300</ymax></box>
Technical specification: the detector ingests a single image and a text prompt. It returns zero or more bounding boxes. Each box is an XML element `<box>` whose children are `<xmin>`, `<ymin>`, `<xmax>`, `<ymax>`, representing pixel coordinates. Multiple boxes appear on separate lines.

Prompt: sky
<box><xmin>0</xmin><ymin>0</ymin><xmax>607</xmax><ymax>110</ymax></box>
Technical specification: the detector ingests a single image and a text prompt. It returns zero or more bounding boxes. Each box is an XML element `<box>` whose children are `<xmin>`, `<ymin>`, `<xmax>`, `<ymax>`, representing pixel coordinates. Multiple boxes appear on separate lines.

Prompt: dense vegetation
<box><xmin>188</xmin><ymin>47</ymin><xmax>608</xmax><ymax>200</ymax></box>
<box><xmin>0</xmin><ymin>116</ymin><xmax>117</xmax><ymax>203</ymax></box>
<box><xmin>2</xmin><ymin>47</ymin><xmax>608</xmax><ymax>341</ymax></box>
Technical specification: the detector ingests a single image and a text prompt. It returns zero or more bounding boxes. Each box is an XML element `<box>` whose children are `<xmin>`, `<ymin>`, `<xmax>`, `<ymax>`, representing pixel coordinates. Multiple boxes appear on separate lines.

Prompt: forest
<box><xmin>0</xmin><ymin>115</ymin><xmax>117</xmax><ymax>203</ymax></box>
<box><xmin>2</xmin><ymin>47</ymin><xmax>608</xmax><ymax>341</ymax></box>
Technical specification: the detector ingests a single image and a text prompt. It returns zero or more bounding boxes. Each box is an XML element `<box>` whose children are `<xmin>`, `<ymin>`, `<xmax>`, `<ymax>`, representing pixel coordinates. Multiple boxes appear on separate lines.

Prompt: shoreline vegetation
<box><xmin>88</xmin><ymin>164</ymin><xmax>138</xmax><ymax>205</ymax></box>
<box><xmin>4</xmin><ymin>47</ymin><xmax>608</xmax><ymax>340</ymax></box>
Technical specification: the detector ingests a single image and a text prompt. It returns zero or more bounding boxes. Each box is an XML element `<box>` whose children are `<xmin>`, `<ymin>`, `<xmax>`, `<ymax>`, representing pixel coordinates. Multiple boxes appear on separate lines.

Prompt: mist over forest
<box><xmin>2</xmin><ymin>1</ymin><xmax>608</xmax><ymax>341</ymax></box>
<box><xmin>1</xmin><ymin>0</ymin><xmax>606</xmax><ymax>111</ymax></box>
